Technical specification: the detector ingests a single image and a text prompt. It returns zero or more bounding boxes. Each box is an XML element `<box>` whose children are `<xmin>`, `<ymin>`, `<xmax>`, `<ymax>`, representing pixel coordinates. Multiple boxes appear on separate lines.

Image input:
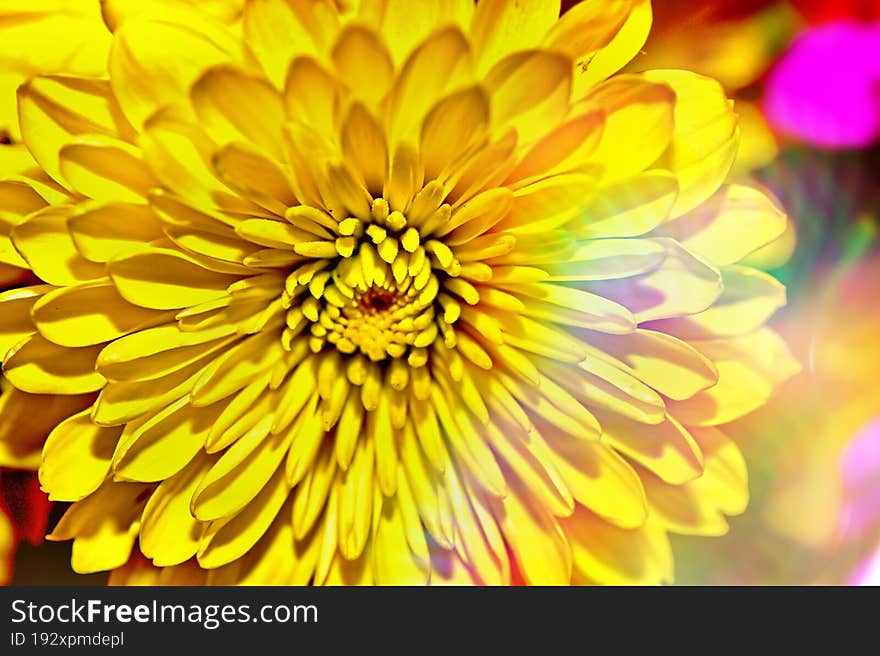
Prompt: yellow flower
<box><xmin>0</xmin><ymin>0</ymin><xmax>798</xmax><ymax>585</ymax></box>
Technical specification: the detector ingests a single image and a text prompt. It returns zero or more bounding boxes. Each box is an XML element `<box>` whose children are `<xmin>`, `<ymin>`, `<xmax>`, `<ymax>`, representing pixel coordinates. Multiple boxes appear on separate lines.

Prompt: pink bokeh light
<box><xmin>764</xmin><ymin>21</ymin><xmax>880</xmax><ymax>148</ymax></box>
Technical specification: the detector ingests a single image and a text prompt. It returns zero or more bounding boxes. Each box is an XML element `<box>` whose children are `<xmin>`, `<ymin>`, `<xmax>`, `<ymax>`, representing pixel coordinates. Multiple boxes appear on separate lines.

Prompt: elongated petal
<box><xmin>471</xmin><ymin>0</ymin><xmax>561</xmax><ymax>74</ymax></box>
<box><xmin>17</xmin><ymin>75</ymin><xmax>134</xmax><ymax>186</ymax></box>
<box><xmin>139</xmin><ymin>452</ymin><xmax>212</xmax><ymax>567</ymax></box>
<box><xmin>110</xmin><ymin>18</ymin><xmax>239</xmax><ymax>127</ymax></box>
<box><xmin>656</xmin><ymin>185</ymin><xmax>788</xmax><ymax>267</ymax></box>
<box><xmin>562</xmin><ymin>506</ymin><xmax>673</xmax><ymax>585</ymax></box>
<box><xmin>244</xmin><ymin>0</ymin><xmax>333</xmax><ymax>87</ymax></box>
<box><xmin>40</xmin><ymin>410</ymin><xmax>119</xmax><ymax>502</ymax></box>
<box><xmin>109</xmin><ymin>249</ymin><xmax>240</xmax><ymax>310</ymax></box>
<box><xmin>11</xmin><ymin>208</ymin><xmax>105</xmax><ymax>286</ymax></box>
<box><xmin>644</xmin><ymin>70</ymin><xmax>739</xmax><ymax>217</ymax></box>
<box><xmin>68</xmin><ymin>203</ymin><xmax>164</xmax><ymax>262</ymax></box>
<box><xmin>191</xmin><ymin>65</ymin><xmax>286</xmax><ymax>158</ymax></box>
<box><xmin>59</xmin><ymin>136</ymin><xmax>159</xmax><ymax>203</ymax></box>
<box><xmin>48</xmin><ymin>482</ymin><xmax>147</xmax><ymax>574</ymax></box>
<box><xmin>32</xmin><ymin>281</ymin><xmax>169</xmax><ymax>348</ymax></box>
<box><xmin>668</xmin><ymin>329</ymin><xmax>800</xmax><ymax>426</ymax></box>
<box><xmin>4</xmin><ymin>334</ymin><xmax>104</xmax><ymax>395</ymax></box>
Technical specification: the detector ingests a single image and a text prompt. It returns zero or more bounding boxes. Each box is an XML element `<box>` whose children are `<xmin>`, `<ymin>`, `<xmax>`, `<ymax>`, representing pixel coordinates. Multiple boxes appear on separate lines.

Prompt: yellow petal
<box><xmin>588</xmin><ymin>329</ymin><xmax>718</xmax><ymax>401</ymax></box>
<box><xmin>512</xmin><ymin>281</ymin><xmax>637</xmax><ymax>334</ymax></box>
<box><xmin>40</xmin><ymin>409</ymin><xmax>119</xmax><ymax>502</ymax></box>
<box><xmin>551</xmin><ymin>356</ymin><xmax>666</xmax><ymax>424</ymax></box>
<box><xmin>190</xmin><ymin>329</ymin><xmax>283</xmax><ymax>406</ymax></box>
<box><xmin>542</xmin><ymin>238</ymin><xmax>666</xmax><ymax>281</ymax></box>
<box><xmin>243</xmin><ymin>0</ymin><xmax>334</xmax><ymax>87</ymax></box>
<box><xmin>0</xmin><ymin>143</ymin><xmax>38</xmax><ymax>177</ymax></box>
<box><xmin>731</xmin><ymin>99</ymin><xmax>778</xmax><ymax>174</ymax></box>
<box><xmin>441</xmin><ymin>187</ymin><xmax>512</xmax><ymax>243</ymax></box>
<box><xmin>191</xmin><ymin>65</ymin><xmax>286</xmax><ymax>159</ymax></box>
<box><xmin>420</xmin><ymin>86</ymin><xmax>490</xmax><ymax>181</ymax></box>
<box><xmin>108</xmin><ymin>248</ymin><xmax>240</xmax><ymax>310</ymax></box>
<box><xmin>32</xmin><ymin>281</ymin><xmax>169</xmax><ymax>348</ymax></box>
<box><xmin>657</xmin><ymin>184</ymin><xmax>787</xmax><ymax>267</ymax></box>
<box><xmin>139</xmin><ymin>107</ymin><xmax>261</xmax><ymax>214</ymax></box>
<box><xmin>485</xmin><ymin>50</ymin><xmax>571</xmax><ymax>144</ymax></box>
<box><xmin>372</xmin><ymin>485</ymin><xmax>430</xmax><ymax>585</ymax></box>
<box><xmin>641</xmin><ymin>427</ymin><xmax>748</xmax><ymax>536</ymax></box>
<box><xmin>58</xmin><ymin>136</ymin><xmax>159</xmax><ymax>203</ymax></box>
<box><xmin>139</xmin><ymin>451</ymin><xmax>212</xmax><ymax>567</ymax></box>
<box><xmin>644</xmin><ymin>69</ymin><xmax>739</xmax><ymax>217</ymax></box>
<box><xmin>570</xmin><ymin>0</ymin><xmax>652</xmax><ymax>96</ymax></box>
<box><xmin>331</xmin><ymin>25</ymin><xmax>394</xmax><ymax>106</ymax></box>
<box><xmin>385</xmin><ymin>26</ymin><xmax>472</xmax><ymax>146</ymax></box>
<box><xmin>470</xmin><ymin>0</ymin><xmax>561</xmax><ymax>74</ymax></box>
<box><xmin>191</xmin><ymin>421</ymin><xmax>291</xmax><ymax>522</ymax></box>
<box><xmin>68</xmin><ymin>202</ymin><xmax>164</xmax><ymax>262</ymax></box>
<box><xmin>48</xmin><ymin>481</ymin><xmax>147</xmax><ymax>574</ymax></box>
<box><xmin>0</xmin><ymin>181</ymin><xmax>48</xmax><ymax>269</ymax></box>
<box><xmin>583</xmin><ymin>238</ymin><xmax>722</xmax><ymax>322</ymax></box>
<box><xmin>506</xmin><ymin>109</ymin><xmax>604</xmax><ymax>185</ymax></box>
<box><xmin>101</xmin><ymin>0</ymin><xmax>244</xmax><ymax>31</ymax></box>
<box><xmin>292</xmin><ymin>438</ymin><xmax>336</xmax><ymax>537</ymax></box>
<box><xmin>497</xmin><ymin>173</ymin><xmax>595</xmax><ymax>234</ymax></box>
<box><xmin>97</xmin><ymin>322</ymin><xmax>235</xmax><ymax>382</ymax></box>
<box><xmin>109</xmin><ymin>18</ymin><xmax>239</xmax><ymax>127</ymax></box>
<box><xmin>4</xmin><ymin>334</ymin><xmax>104</xmax><ymax>395</ymax></box>
<box><xmin>485</xmin><ymin>420</ymin><xmax>573</xmax><ymax>518</ymax></box>
<box><xmin>582</xmin><ymin>76</ymin><xmax>675</xmax><ymax>184</ymax></box>
<box><xmin>283</xmin><ymin>56</ymin><xmax>346</xmax><ymax>145</ymax></box>
<box><xmin>546</xmin><ymin>435</ymin><xmax>647</xmax><ymax>529</ymax></box>
<box><xmin>668</xmin><ymin>328</ymin><xmax>800</xmax><ymax>427</ymax></box>
<box><xmin>0</xmin><ymin>0</ymin><xmax>111</xmax><ymax>77</ymax></box>
<box><xmin>544</xmin><ymin>0</ymin><xmax>631</xmax><ymax>66</ymax></box>
<box><xmin>16</xmin><ymin>75</ymin><xmax>133</xmax><ymax>188</ymax></box>
<box><xmin>600</xmin><ymin>413</ymin><xmax>704</xmax><ymax>485</ymax></box>
<box><xmin>112</xmin><ymin>397</ymin><xmax>220</xmax><ymax>482</ymax></box>
<box><xmin>0</xmin><ymin>285</ymin><xmax>51</xmax><ymax>359</ymax></box>
<box><xmin>340</xmin><ymin>103</ymin><xmax>388</xmax><ymax>197</ymax></box>
<box><xmin>92</xmin><ymin>355</ymin><xmax>211</xmax><ymax>426</ymax></box>
<box><xmin>212</xmin><ymin>142</ymin><xmax>297</xmax><ymax>215</ymax></box>
<box><xmin>573</xmin><ymin>171</ymin><xmax>678</xmax><ymax>239</ymax></box>
<box><xmin>11</xmin><ymin>208</ymin><xmax>105</xmax><ymax>286</ymax></box>
<box><xmin>562</xmin><ymin>506</ymin><xmax>673</xmax><ymax>585</ymax></box>
<box><xmin>337</xmin><ymin>437</ymin><xmax>376</xmax><ymax>561</ymax></box>
<box><xmin>377</xmin><ymin>0</ymin><xmax>473</xmax><ymax>64</ymax></box>
<box><xmin>206</xmin><ymin>498</ymin><xmax>297</xmax><ymax>584</ymax></box>
<box><xmin>651</xmin><ymin>266</ymin><xmax>787</xmax><ymax>339</ymax></box>
<box><xmin>490</xmin><ymin>482</ymin><xmax>572</xmax><ymax>585</ymax></box>
<box><xmin>167</xmin><ymin>223</ymin><xmax>262</xmax><ymax>266</ymax></box>
<box><xmin>440</xmin><ymin>465</ymin><xmax>508</xmax><ymax>584</ymax></box>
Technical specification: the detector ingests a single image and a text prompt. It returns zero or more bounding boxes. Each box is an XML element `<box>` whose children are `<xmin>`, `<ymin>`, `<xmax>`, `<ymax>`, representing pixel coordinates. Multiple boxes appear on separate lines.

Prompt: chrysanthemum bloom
<box><xmin>0</xmin><ymin>0</ymin><xmax>798</xmax><ymax>585</ymax></box>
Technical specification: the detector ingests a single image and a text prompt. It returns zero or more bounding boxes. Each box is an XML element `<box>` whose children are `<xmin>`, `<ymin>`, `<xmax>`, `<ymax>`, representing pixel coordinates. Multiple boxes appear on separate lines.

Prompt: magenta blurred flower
<box><xmin>849</xmin><ymin>547</ymin><xmax>880</xmax><ymax>585</ymax></box>
<box><xmin>839</xmin><ymin>416</ymin><xmax>880</xmax><ymax>538</ymax></box>
<box><xmin>840</xmin><ymin>416</ymin><xmax>880</xmax><ymax>585</ymax></box>
<box><xmin>764</xmin><ymin>21</ymin><xmax>880</xmax><ymax>148</ymax></box>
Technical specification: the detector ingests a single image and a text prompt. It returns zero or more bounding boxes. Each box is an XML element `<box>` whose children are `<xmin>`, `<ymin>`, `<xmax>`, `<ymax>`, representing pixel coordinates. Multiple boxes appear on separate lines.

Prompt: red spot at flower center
<box><xmin>363</xmin><ymin>290</ymin><xmax>396</xmax><ymax>311</ymax></box>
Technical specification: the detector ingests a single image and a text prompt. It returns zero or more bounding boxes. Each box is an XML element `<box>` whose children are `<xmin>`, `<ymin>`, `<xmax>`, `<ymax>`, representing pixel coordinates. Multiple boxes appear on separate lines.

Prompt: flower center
<box><xmin>281</xmin><ymin>193</ymin><xmax>461</xmax><ymax>365</ymax></box>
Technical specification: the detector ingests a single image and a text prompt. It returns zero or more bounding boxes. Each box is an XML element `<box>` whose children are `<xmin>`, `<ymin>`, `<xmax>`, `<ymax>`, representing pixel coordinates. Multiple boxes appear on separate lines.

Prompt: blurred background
<box><xmin>3</xmin><ymin>0</ymin><xmax>880</xmax><ymax>585</ymax></box>
<box><xmin>635</xmin><ymin>0</ymin><xmax>880</xmax><ymax>585</ymax></box>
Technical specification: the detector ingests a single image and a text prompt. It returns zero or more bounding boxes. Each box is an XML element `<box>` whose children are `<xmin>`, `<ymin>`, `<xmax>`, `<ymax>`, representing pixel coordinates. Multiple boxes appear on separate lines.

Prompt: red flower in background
<box><xmin>791</xmin><ymin>0</ymin><xmax>880</xmax><ymax>23</ymax></box>
<box><xmin>0</xmin><ymin>469</ymin><xmax>51</xmax><ymax>584</ymax></box>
